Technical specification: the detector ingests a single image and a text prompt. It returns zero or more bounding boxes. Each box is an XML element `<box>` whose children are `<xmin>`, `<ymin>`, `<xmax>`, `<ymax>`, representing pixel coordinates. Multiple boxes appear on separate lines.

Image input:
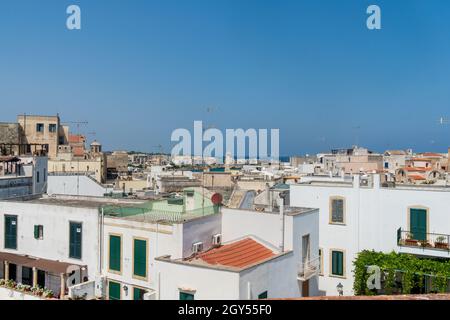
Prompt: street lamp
<box><xmin>336</xmin><ymin>282</ymin><xmax>344</xmax><ymax>296</ymax></box>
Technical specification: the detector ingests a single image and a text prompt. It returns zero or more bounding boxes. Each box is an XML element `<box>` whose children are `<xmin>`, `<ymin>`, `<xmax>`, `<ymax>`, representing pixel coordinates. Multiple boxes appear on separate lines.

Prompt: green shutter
<box><xmin>133</xmin><ymin>287</ymin><xmax>146</xmax><ymax>300</ymax></box>
<box><xmin>69</xmin><ymin>222</ymin><xmax>82</xmax><ymax>259</ymax></box>
<box><xmin>34</xmin><ymin>225</ymin><xmax>39</xmax><ymax>239</ymax></box>
<box><xmin>109</xmin><ymin>235</ymin><xmax>121</xmax><ymax>272</ymax></box>
<box><xmin>5</xmin><ymin>215</ymin><xmax>17</xmax><ymax>249</ymax></box>
<box><xmin>332</xmin><ymin>251</ymin><xmax>344</xmax><ymax>276</ymax></box>
<box><xmin>180</xmin><ymin>292</ymin><xmax>194</xmax><ymax>300</ymax></box>
<box><xmin>108</xmin><ymin>281</ymin><xmax>121</xmax><ymax>300</ymax></box>
<box><xmin>410</xmin><ymin>209</ymin><xmax>427</xmax><ymax>241</ymax></box>
<box><xmin>258</xmin><ymin>291</ymin><xmax>268</xmax><ymax>299</ymax></box>
<box><xmin>133</xmin><ymin>239</ymin><xmax>147</xmax><ymax>278</ymax></box>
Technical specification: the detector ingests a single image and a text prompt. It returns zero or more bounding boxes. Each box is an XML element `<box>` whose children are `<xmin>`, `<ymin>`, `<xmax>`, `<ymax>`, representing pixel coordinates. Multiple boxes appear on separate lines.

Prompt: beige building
<box><xmin>17</xmin><ymin>114</ymin><xmax>68</xmax><ymax>159</ymax></box>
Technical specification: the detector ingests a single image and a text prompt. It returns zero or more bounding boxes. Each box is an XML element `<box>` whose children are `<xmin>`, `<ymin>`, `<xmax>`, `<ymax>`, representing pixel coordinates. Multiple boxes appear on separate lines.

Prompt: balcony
<box><xmin>397</xmin><ymin>228</ymin><xmax>450</xmax><ymax>254</ymax></box>
<box><xmin>297</xmin><ymin>257</ymin><xmax>320</xmax><ymax>281</ymax></box>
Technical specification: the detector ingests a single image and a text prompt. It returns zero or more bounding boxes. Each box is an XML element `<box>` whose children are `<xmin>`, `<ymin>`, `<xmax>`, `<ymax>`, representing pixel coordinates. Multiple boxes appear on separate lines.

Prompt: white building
<box><xmin>290</xmin><ymin>174</ymin><xmax>450</xmax><ymax>296</ymax></box>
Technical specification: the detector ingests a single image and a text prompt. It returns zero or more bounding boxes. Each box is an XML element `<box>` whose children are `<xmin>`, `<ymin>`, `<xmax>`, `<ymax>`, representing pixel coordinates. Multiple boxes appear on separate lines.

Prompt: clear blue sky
<box><xmin>1</xmin><ymin>0</ymin><xmax>449</xmax><ymax>155</ymax></box>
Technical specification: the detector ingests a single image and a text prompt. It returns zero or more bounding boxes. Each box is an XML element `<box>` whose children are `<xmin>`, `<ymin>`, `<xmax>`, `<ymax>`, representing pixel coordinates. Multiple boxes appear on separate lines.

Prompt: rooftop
<box><xmin>192</xmin><ymin>238</ymin><xmax>275</xmax><ymax>269</ymax></box>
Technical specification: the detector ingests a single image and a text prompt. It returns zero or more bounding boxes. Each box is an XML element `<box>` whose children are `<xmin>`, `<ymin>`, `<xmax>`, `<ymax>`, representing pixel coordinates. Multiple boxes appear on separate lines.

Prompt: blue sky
<box><xmin>0</xmin><ymin>0</ymin><xmax>449</xmax><ymax>155</ymax></box>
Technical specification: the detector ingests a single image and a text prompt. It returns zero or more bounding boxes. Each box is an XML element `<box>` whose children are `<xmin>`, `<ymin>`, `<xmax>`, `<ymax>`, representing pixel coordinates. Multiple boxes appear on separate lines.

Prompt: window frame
<box><xmin>34</xmin><ymin>225</ymin><xmax>44</xmax><ymax>240</ymax></box>
<box><xmin>329</xmin><ymin>196</ymin><xmax>346</xmax><ymax>225</ymax></box>
<box><xmin>36</xmin><ymin>123</ymin><xmax>44</xmax><ymax>133</ymax></box>
<box><xmin>4</xmin><ymin>215</ymin><xmax>18</xmax><ymax>250</ymax></box>
<box><xmin>48</xmin><ymin>123</ymin><xmax>57</xmax><ymax>133</ymax></box>
<box><xmin>329</xmin><ymin>249</ymin><xmax>346</xmax><ymax>278</ymax></box>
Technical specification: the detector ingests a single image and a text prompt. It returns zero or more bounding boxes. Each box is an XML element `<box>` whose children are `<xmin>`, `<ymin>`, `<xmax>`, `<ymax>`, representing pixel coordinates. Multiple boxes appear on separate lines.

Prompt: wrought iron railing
<box><xmin>397</xmin><ymin>228</ymin><xmax>450</xmax><ymax>251</ymax></box>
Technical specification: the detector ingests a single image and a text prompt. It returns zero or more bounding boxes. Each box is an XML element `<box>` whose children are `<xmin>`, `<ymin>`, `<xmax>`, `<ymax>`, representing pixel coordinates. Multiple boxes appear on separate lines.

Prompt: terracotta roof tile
<box><xmin>196</xmin><ymin>238</ymin><xmax>275</xmax><ymax>268</ymax></box>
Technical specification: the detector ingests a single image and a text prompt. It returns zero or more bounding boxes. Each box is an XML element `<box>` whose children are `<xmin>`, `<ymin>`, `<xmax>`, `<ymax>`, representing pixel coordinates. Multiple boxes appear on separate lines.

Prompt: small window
<box><xmin>330</xmin><ymin>197</ymin><xmax>345</xmax><ymax>224</ymax></box>
<box><xmin>179</xmin><ymin>291</ymin><xmax>194</xmax><ymax>300</ymax></box>
<box><xmin>49</xmin><ymin>124</ymin><xmax>57</xmax><ymax>133</ymax></box>
<box><xmin>36</xmin><ymin>123</ymin><xmax>44</xmax><ymax>133</ymax></box>
<box><xmin>36</xmin><ymin>171</ymin><xmax>40</xmax><ymax>183</ymax></box>
<box><xmin>34</xmin><ymin>225</ymin><xmax>44</xmax><ymax>240</ymax></box>
<box><xmin>133</xmin><ymin>238</ymin><xmax>147</xmax><ymax>279</ymax></box>
<box><xmin>258</xmin><ymin>291</ymin><xmax>268</xmax><ymax>299</ymax></box>
<box><xmin>331</xmin><ymin>250</ymin><xmax>345</xmax><ymax>277</ymax></box>
<box><xmin>109</xmin><ymin>235</ymin><xmax>121</xmax><ymax>272</ymax></box>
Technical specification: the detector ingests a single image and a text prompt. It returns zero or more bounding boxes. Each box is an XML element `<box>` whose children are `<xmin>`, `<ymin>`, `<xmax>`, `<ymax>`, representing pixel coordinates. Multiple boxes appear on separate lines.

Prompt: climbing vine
<box><xmin>353</xmin><ymin>250</ymin><xmax>450</xmax><ymax>295</ymax></box>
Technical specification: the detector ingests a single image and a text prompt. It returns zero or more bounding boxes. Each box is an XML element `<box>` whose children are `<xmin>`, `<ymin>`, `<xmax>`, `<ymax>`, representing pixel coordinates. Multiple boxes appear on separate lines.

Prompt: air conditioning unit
<box><xmin>143</xmin><ymin>291</ymin><xmax>157</xmax><ymax>300</ymax></box>
<box><xmin>212</xmin><ymin>234</ymin><xmax>222</xmax><ymax>246</ymax></box>
<box><xmin>192</xmin><ymin>242</ymin><xmax>204</xmax><ymax>254</ymax></box>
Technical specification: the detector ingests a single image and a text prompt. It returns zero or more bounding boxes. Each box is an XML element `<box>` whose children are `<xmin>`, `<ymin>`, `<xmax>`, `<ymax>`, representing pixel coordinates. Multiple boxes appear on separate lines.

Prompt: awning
<box><xmin>0</xmin><ymin>251</ymin><xmax>85</xmax><ymax>274</ymax></box>
<box><xmin>0</xmin><ymin>252</ymin><xmax>35</xmax><ymax>265</ymax></box>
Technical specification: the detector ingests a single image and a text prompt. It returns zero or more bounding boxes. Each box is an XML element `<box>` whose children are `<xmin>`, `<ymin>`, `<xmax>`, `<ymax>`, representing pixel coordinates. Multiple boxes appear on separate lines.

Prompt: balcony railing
<box><xmin>298</xmin><ymin>256</ymin><xmax>320</xmax><ymax>280</ymax></box>
<box><xmin>397</xmin><ymin>228</ymin><xmax>450</xmax><ymax>251</ymax></box>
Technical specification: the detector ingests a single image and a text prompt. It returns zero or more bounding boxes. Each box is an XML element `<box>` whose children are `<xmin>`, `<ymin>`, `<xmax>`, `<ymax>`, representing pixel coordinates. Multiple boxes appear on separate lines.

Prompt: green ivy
<box><xmin>353</xmin><ymin>250</ymin><xmax>450</xmax><ymax>295</ymax></box>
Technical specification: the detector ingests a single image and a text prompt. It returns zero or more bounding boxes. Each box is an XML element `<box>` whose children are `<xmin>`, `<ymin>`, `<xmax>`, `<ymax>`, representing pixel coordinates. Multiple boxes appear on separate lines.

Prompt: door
<box><xmin>21</xmin><ymin>267</ymin><xmax>32</xmax><ymax>286</ymax></box>
<box><xmin>410</xmin><ymin>209</ymin><xmax>427</xmax><ymax>241</ymax></box>
<box><xmin>4</xmin><ymin>215</ymin><xmax>17</xmax><ymax>249</ymax></box>
<box><xmin>9</xmin><ymin>263</ymin><xmax>17</xmax><ymax>282</ymax></box>
<box><xmin>302</xmin><ymin>234</ymin><xmax>310</xmax><ymax>264</ymax></box>
<box><xmin>69</xmin><ymin>222</ymin><xmax>82</xmax><ymax>259</ymax></box>
<box><xmin>302</xmin><ymin>280</ymin><xmax>310</xmax><ymax>297</ymax></box>
<box><xmin>37</xmin><ymin>270</ymin><xmax>46</xmax><ymax>288</ymax></box>
<box><xmin>108</xmin><ymin>281</ymin><xmax>121</xmax><ymax>300</ymax></box>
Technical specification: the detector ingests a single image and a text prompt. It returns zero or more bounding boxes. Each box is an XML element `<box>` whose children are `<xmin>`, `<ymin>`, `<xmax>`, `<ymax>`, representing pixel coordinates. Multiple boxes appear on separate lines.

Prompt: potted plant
<box><xmin>405</xmin><ymin>233</ymin><xmax>418</xmax><ymax>246</ymax></box>
<box><xmin>43</xmin><ymin>289</ymin><xmax>54</xmax><ymax>299</ymax></box>
<box><xmin>5</xmin><ymin>279</ymin><xmax>16</xmax><ymax>289</ymax></box>
<box><xmin>434</xmin><ymin>236</ymin><xmax>449</xmax><ymax>249</ymax></box>
<box><xmin>419</xmin><ymin>239</ymin><xmax>432</xmax><ymax>248</ymax></box>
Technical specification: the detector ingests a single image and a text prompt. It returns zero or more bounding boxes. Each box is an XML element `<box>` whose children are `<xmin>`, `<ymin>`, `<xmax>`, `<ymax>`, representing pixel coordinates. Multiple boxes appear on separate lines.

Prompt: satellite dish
<box><xmin>211</xmin><ymin>193</ymin><xmax>223</xmax><ymax>205</ymax></box>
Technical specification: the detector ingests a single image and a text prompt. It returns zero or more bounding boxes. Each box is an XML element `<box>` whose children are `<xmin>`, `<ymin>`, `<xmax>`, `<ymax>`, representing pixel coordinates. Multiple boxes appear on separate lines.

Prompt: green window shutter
<box><xmin>109</xmin><ymin>235</ymin><xmax>121</xmax><ymax>271</ymax></box>
<box><xmin>69</xmin><ymin>222</ymin><xmax>82</xmax><ymax>259</ymax></box>
<box><xmin>5</xmin><ymin>215</ymin><xmax>17</xmax><ymax>249</ymax></box>
<box><xmin>332</xmin><ymin>251</ymin><xmax>344</xmax><ymax>276</ymax></box>
<box><xmin>133</xmin><ymin>239</ymin><xmax>147</xmax><ymax>278</ymax></box>
<box><xmin>410</xmin><ymin>209</ymin><xmax>427</xmax><ymax>241</ymax></box>
<box><xmin>34</xmin><ymin>225</ymin><xmax>39</xmax><ymax>239</ymax></box>
<box><xmin>108</xmin><ymin>281</ymin><xmax>121</xmax><ymax>300</ymax></box>
<box><xmin>258</xmin><ymin>291</ymin><xmax>268</xmax><ymax>299</ymax></box>
<box><xmin>180</xmin><ymin>292</ymin><xmax>194</xmax><ymax>300</ymax></box>
<box><xmin>133</xmin><ymin>287</ymin><xmax>146</xmax><ymax>300</ymax></box>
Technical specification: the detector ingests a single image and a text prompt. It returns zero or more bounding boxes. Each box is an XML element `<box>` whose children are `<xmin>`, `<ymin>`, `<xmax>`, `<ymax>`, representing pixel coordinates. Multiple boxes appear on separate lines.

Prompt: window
<box><xmin>69</xmin><ymin>222</ymin><xmax>82</xmax><ymax>259</ymax></box>
<box><xmin>36</xmin><ymin>171</ymin><xmax>40</xmax><ymax>183</ymax></box>
<box><xmin>109</xmin><ymin>235</ymin><xmax>121</xmax><ymax>273</ymax></box>
<box><xmin>331</xmin><ymin>250</ymin><xmax>345</xmax><ymax>277</ymax></box>
<box><xmin>409</xmin><ymin>208</ymin><xmax>427</xmax><ymax>241</ymax></box>
<box><xmin>36</xmin><ymin>123</ymin><xmax>44</xmax><ymax>132</ymax></box>
<box><xmin>4</xmin><ymin>215</ymin><xmax>18</xmax><ymax>250</ymax></box>
<box><xmin>258</xmin><ymin>291</ymin><xmax>268</xmax><ymax>299</ymax></box>
<box><xmin>34</xmin><ymin>225</ymin><xmax>44</xmax><ymax>240</ymax></box>
<box><xmin>108</xmin><ymin>281</ymin><xmax>121</xmax><ymax>300</ymax></box>
<box><xmin>49</xmin><ymin>124</ymin><xmax>57</xmax><ymax>133</ymax></box>
<box><xmin>133</xmin><ymin>238</ymin><xmax>147</xmax><ymax>279</ymax></box>
<box><xmin>133</xmin><ymin>287</ymin><xmax>147</xmax><ymax>300</ymax></box>
<box><xmin>330</xmin><ymin>197</ymin><xmax>345</xmax><ymax>224</ymax></box>
<box><xmin>179</xmin><ymin>291</ymin><xmax>194</xmax><ymax>300</ymax></box>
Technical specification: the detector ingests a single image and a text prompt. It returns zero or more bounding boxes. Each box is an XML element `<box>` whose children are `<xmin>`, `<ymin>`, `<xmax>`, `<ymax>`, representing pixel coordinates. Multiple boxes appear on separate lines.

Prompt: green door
<box><xmin>133</xmin><ymin>287</ymin><xmax>147</xmax><ymax>300</ymax></box>
<box><xmin>410</xmin><ymin>209</ymin><xmax>427</xmax><ymax>241</ymax></box>
<box><xmin>331</xmin><ymin>251</ymin><xmax>344</xmax><ymax>276</ymax></box>
<box><xmin>109</xmin><ymin>281</ymin><xmax>121</xmax><ymax>300</ymax></box>
<box><xmin>180</xmin><ymin>292</ymin><xmax>194</xmax><ymax>300</ymax></box>
<box><xmin>4</xmin><ymin>215</ymin><xmax>17</xmax><ymax>249</ymax></box>
<box><xmin>69</xmin><ymin>222</ymin><xmax>82</xmax><ymax>259</ymax></box>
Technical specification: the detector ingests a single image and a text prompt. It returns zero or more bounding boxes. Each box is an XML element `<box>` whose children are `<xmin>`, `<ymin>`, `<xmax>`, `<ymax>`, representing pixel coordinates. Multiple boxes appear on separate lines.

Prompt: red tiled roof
<box><xmin>422</xmin><ymin>152</ymin><xmax>443</xmax><ymax>157</ymax></box>
<box><xmin>68</xmin><ymin>134</ymin><xmax>86</xmax><ymax>144</ymax></box>
<box><xmin>409</xmin><ymin>174</ymin><xmax>426</xmax><ymax>180</ymax></box>
<box><xmin>196</xmin><ymin>238</ymin><xmax>275</xmax><ymax>269</ymax></box>
<box><xmin>403</xmin><ymin>167</ymin><xmax>432</xmax><ymax>172</ymax></box>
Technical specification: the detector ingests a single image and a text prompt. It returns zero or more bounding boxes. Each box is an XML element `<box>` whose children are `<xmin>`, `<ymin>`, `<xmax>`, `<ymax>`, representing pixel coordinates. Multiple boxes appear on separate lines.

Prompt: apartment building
<box><xmin>290</xmin><ymin>174</ymin><xmax>450</xmax><ymax>296</ymax></box>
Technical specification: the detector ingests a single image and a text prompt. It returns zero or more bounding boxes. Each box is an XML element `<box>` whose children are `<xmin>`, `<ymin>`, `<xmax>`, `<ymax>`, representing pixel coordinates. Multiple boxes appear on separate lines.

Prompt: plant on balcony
<box><xmin>16</xmin><ymin>284</ymin><xmax>32</xmax><ymax>292</ymax></box>
<box><xmin>43</xmin><ymin>289</ymin><xmax>54</xmax><ymax>298</ymax></box>
<box><xmin>0</xmin><ymin>279</ymin><xmax>5</xmax><ymax>287</ymax></box>
<box><xmin>5</xmin><ymin>279</ymin><xmax>16</xmax><ymax>289</ymax></box>
<box><xmin>31</xmin><ymin>286</ymin><xmax>44</xmax><ymax>296</ymax></box>
<box><xmin>434</xmin><ymin>236</ymin><xmax>449</xmax><ymax>250</ymax></box>
<box><xmin>419</xmin><ymin>239</ymin><xmax>432</xmax><ymax>248</ymax></box>
<box><xmin>405</xmin><ymin>233</ymin><xmax>418</xmax><ymax>246</ymax></box>
<box><xmin>353</xmin><ymin>250</ymin><xmax>450</xmax><ymax>296</ymax></box>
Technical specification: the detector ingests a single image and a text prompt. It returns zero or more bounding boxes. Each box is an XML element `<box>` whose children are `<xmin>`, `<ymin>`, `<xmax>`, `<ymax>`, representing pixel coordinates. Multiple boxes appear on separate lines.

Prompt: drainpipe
<box><xmin>247</xmin><ymin>281</ymin><xmax>251</xmax><ymax>300</ymax></box>
<box><xmin>98</xmin><ymin>208</ymin><xmax>104</xmax><ymax>275</ymax></box>
<box><xmin>277</xmin><ymin>196</ymin><xmax>285</xmax><ymax>252</ymax></box>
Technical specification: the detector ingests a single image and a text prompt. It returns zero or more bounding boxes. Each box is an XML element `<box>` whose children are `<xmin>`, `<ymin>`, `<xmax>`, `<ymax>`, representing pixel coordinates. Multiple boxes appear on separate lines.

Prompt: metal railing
<box><xmin>298</xmin><ymin>256</ymin><xmax>320</xmax><ymax>280</ymax></box>
<box><xmin>397</xmin><ymin>228</ymin><xmax>450</xmax><ymax>251</ymax></box>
